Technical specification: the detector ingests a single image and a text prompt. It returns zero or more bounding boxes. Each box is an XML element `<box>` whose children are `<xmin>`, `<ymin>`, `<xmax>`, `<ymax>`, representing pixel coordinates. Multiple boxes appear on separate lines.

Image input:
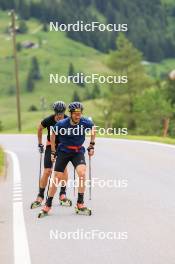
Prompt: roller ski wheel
<box><xmin>59</xmin><ymin>194</ymin><xmax>72</xmax><ymax>207</ymax></box>
<box><xmin>30</xmin><ymin>197</ymin><xmax>43</xmax><ymax>209</ymax></box>
<box><xmin>75</xmin><ymin>203</ymin><xmax>92</xmax><ymax>216</ymax></box>
<box><xmin>38</xmin><ymin>205</ymin><xmax>51</xmax><ymax>218</ymax></box>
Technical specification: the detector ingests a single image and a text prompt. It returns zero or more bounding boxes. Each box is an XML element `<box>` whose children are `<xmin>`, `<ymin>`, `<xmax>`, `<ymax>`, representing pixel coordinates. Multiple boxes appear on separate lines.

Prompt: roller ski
<box><xmin>30</xmin><ymin>196</ymin><xmax>43</xmax><ymax>209</ymax></box>
<box><xmin>59</xmin><ymin>194</ymin><xmax>72</xmax><ymax>207</ymax></box>
<box><xmin>75</xmin><ymin>203</ymin><xmax>92</xmax><ymax>216</ymax></box>
<box><xmin>38</xmin><ymin>205</ymin><xmax>51</xmax><ymax>218</ymax></box>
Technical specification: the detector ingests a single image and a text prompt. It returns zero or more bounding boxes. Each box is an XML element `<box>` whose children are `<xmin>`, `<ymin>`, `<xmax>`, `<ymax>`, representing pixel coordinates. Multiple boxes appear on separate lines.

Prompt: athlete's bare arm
<box><xmin>50</xmin><ymin>132</ymin><xmax>56</xmax><ymax>153</ymax></box>
<box><xmin>37</xmin><ymin>124</ymin><xmax>44</xmax><ymax>145</ymax></box>
<box><xmin>90</xmin><ymin>125</ymin><xmax>96</xmax><ymax>143</ymax></box>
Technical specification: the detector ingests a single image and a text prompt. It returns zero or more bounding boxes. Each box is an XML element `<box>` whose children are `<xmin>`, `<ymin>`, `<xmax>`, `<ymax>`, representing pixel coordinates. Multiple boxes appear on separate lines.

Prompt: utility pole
<box><xmin>10</xmin><ymin>10</ymin><xmax>22</xmax><ymax>132</ymax></box>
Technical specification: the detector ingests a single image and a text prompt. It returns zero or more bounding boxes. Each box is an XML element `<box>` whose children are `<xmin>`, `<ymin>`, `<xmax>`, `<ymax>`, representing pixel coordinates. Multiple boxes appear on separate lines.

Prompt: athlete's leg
<box><xmin>39</xmin><ymin>149</ymin><xmax>68</xmax><ymax>198</ymax></box>
<box><xmin>45</xmin><ymin>152</ymin><xmax>70</xmax><ymax>208</ymax></box>
<box><xmin>40</xmin><ymin>168</ymin><xmax>52</xmax><ymax>189</ymax></box>
<box><xmin>37</xmin><ymin>146</ymin><xmax>52</xmax><ymax>199</ymax></box>
<box><xmin>74</xmin><ymin>158</ymin><xmax>91</xmax><ymax>214</ymax></box>
<box><xmin>59</xmin><ymin>167</ymin><xmax>68</xmax><ymax>196</ymax></box>
<box><xmin>48</xmin><ymin>171</ymin><xmax>64</xmax><ymax>198</ymax></box>
<box><xmin>76</xmin><ymin>164</ymin><xmax>86</xmax><ymax>194</ymax></box>
<box><xmin>71</xmin><ymin>153</ymin><xmax>86</xmax><ymax>205</ymax></box>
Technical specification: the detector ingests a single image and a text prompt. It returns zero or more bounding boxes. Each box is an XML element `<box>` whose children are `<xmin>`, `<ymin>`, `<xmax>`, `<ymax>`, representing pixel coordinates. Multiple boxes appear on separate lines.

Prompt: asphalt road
<box><xmin>0</xmin><ymin>135</ymin><xmax>175</xmax><ymax>264</ymax></box>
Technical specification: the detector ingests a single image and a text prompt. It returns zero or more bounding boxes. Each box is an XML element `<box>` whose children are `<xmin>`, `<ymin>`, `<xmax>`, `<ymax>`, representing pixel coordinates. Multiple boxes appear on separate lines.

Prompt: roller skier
<box><xmin>31</xmin><ymin>101</ymin><xmax>72</xmax><ymax>209</ymax></box>
<box><xmin>38</xmin><ymin>102</ymin><xmax>95</xmax><ymax>218</ymax></box>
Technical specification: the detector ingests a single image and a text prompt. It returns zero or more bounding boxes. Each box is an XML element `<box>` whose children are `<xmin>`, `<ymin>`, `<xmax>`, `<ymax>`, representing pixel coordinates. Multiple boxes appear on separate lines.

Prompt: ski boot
<box><xmin>59</xmin><ymin>194</ymin><xmax>72</xmax><ymax>207</ymax></box>
<box><xmin>38</xmin><ymin>205</ymin><xmax>51</xmax><ymax>218</ymax></box>
<box><xmin>75</xmin><ymin>203</ymin><xmax>92</xmax><ymax>216</ymax></box>
<box><xmin>31</xmin><ymin>196</ymin><xmax>43</xmax><ymax>209</ymax></box>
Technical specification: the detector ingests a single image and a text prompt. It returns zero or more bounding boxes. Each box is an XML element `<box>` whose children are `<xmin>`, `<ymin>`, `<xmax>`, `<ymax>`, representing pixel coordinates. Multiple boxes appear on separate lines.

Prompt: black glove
<box><xmin>38</xmin><ymin>144</ymin><xmax>44</xmax><ymax>153</ymax></box>
<box><xmin>87</xmin><ymin>146</ymin><xmax>94</xmax><ymax>152</ymax></box>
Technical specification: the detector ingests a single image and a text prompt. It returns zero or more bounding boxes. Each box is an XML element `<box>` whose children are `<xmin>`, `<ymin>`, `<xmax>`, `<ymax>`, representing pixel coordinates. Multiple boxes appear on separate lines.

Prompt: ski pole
<box><xmin>46</xmin><ymin>161</ymin><xmax>55</xmax><ymax>200</ymax></box>
<box><xmin>38</xmin><ymin>152</ymin><xmax>43</xmax><ymax>192</ymax></box>
<box><xmin>46</xmin><ymin>175</ymin><xmax>51</xmax><ymax>200</ymax></box>
<box><xmin>73</xmin><ymin>168</ymin><xmax>76</xmax><ymax>196</ymax></box>
<box><xmin>89</xmin><ymin>156</ymin><xmax>92</xmax><ymax>200</ymax></box>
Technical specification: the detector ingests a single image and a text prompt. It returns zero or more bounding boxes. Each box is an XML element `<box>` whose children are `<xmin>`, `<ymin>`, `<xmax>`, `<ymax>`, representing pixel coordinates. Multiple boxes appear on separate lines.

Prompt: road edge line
<box><xmin>6</xmin><ymin>150</ymin><xmax>31</xmax><ymax>264</ymax></box>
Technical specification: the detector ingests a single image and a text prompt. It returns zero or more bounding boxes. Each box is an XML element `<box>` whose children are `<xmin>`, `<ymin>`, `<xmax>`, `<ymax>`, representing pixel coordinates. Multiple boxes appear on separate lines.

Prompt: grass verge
<box><xmin>98</xmin><ymin>134</ymin><xmax>175</xmax><ymax>145</ymax></box>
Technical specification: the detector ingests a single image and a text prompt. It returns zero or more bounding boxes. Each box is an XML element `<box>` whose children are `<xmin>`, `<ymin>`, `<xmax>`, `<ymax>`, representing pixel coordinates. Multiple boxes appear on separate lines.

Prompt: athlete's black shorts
<box><xmin>54</xmin><ymin>151</ymin><xmax>86</xmax><ymax>172</ymax></box>
<box><xmin>44</xmin><ymin>145</ymin><xmax>52</xmax><ymax>169</ymax></box>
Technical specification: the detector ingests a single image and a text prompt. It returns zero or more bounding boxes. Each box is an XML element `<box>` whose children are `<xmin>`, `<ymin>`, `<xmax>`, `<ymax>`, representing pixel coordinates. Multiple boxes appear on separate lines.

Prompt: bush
<box><xmin>16</xmin><ymin>42</ymin><xmax>22</xmax><ymax>52</ymax></box>
<box><xmin>43</xmin><ymin>23</ymin><xmax>48</xmax><ymax>32</ymax></box>
<box><xmin>18</xmin><ymin>20</ymin><xmax>28</xmax><ymax>34</ymax></box>
<box><xmin>28</xmin><ymin>105</ymin><xmax>38</xmax><ymax>112</ymax></box>
<box><xmin>7</xmin><ymin>85</ymin><xmax>15</xmax><ymax>96</ymax></box>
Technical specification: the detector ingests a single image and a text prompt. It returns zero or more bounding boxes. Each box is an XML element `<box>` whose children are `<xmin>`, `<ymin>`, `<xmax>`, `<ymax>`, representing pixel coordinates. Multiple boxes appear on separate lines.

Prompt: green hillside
<box><xmin>0</xmin><ymin>11</ymin><xmax>107</xmax><ymax>132</ymax></box>
<box><xmin>0</xmin><ymin>10</ymin><xmax>175</xmax><ymax>136</ymax></box>
<box><xmin>1</xmin><ymin>0</ymin><xmax>175</xmax><ymax>61</ymax></box>
<box><xmin>161</xmin><ymin>0</ymin><xmax>175</xmax><ymax>4</ymax></box>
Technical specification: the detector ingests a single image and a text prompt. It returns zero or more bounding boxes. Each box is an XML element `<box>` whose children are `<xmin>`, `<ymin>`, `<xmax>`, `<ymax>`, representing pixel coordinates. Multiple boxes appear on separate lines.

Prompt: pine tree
<box><xmin>91</xmin><ymin>83</ymin><xmax>101</xmax><ymax>99</ymax></box>
<box><xmin>43</xmin><ymin>22</ymin><xmax>48</xmax><ymax>32</ymax></box>
<box><xmin>77</xmin><ymin>72</ymin><xmax>85</xmax><ymax>87</ymax></box>
<box><xmin>72</xmin><ymin>90</ymin><xmax>80</xmax><ymax>101</ymax></box>
<box><xmin>26</xmin><ymin>72</ymin><xmax>35</xmax><ymax>92</ymax></box>
<box><xmin>17</xmin><ymin>0</ymin><xmax>30</xmax><ymax>19</ymax></box>
<box><xmin>68</xmin><ymin>63</ymin><xmax>75</xmax><ymax>77</ymax></box>
<box><xmin>26</xmin><ymin>57</ymin><xmax>41</xmax><ymax>91</ymax></box>
<box><xmin>30</xmin><ymin>57</ymin><xmax>41</xmax><ymax>80</ymax></box>
<box><xmin>134</xmin><ymin>88</ymin><xmax>173</xmax><ymax>136</ymax></box>
<box><xmin>165</xmin><ymin>78</ymin><xmax>175</xmax><ymax>106</ymax></box>
<box><xmin>107</xmin><ymin>33</ymin><xmax>151</xmax><ymax>129</ymax></box>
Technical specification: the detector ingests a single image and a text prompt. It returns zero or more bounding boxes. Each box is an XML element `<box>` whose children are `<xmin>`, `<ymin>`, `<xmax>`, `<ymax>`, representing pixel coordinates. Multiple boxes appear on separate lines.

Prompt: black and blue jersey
<box><xmin>54</xmin><ymin>117</ymin><xmax>94</xmax><ymax>153</ymax></box>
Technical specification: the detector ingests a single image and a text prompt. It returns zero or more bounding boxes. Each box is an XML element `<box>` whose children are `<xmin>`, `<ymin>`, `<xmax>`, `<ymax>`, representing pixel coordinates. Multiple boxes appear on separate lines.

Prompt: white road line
<box><xmin>13</xmin><ymin>198</ymin><xmax>23</xmax><ymax>202</ymax></box>
<box><xmin>6</xmin><ymin>151</ymin><xmax>31</xmax><ymax>264</ymax></box>
<box><xmin>13</xmin><ymin>194</ymin><xmax>23</xmax><ymax>197</ymax></box>
<box><xmin>13</xmin><ymin>190</ymin><xmax>23</xmax><ymax>193</ymax></box>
